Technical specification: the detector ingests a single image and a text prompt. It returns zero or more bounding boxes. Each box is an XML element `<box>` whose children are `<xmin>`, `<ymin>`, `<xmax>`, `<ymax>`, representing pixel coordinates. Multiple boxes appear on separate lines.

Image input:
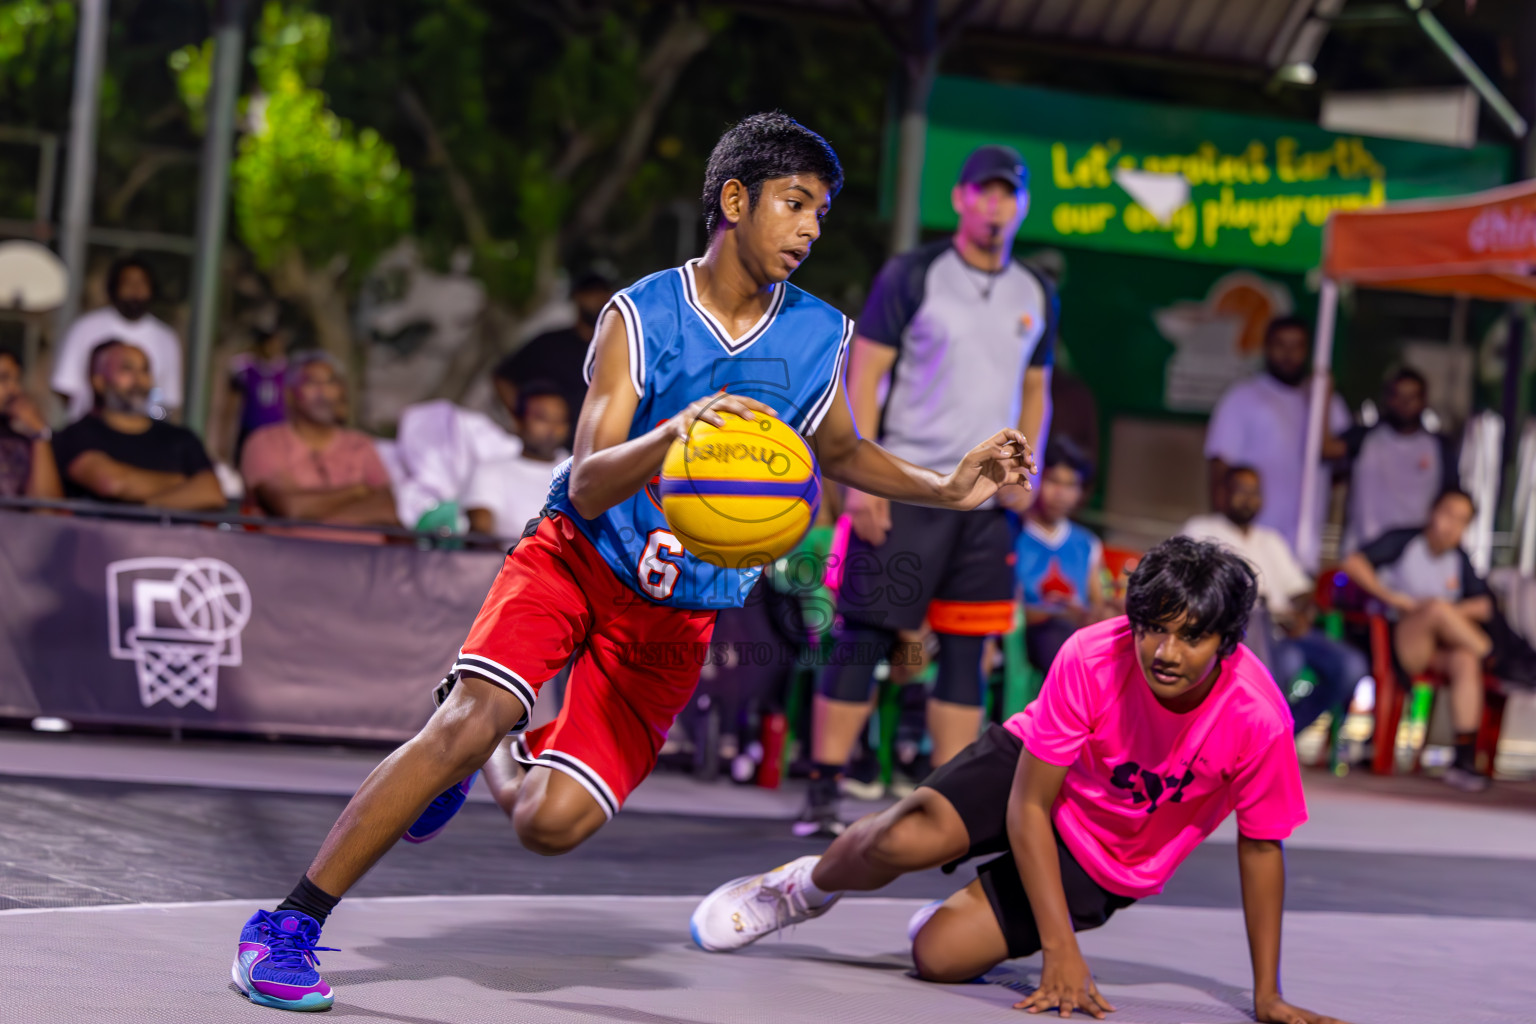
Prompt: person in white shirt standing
<box><xmin>1205</xmin><ymin>316</ymin><xmax>1350</xmax><ymax>570</ymax></box>
<box><xmin>1182</xmin><ymin>465</ymin><xmax>1368</xmax><ymax>735</ymax></box>
<box><xmin>51</xmin><ymin>255</ymin><xmax>183</xmax><ymax>422</ymax></box>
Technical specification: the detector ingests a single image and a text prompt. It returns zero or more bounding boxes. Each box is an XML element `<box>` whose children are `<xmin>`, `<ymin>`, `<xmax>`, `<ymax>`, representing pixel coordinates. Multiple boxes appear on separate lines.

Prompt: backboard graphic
<box><xmin>106</xmin><ymin>557</ymin><xmax>252</xmax><ymax>711</ymax></box>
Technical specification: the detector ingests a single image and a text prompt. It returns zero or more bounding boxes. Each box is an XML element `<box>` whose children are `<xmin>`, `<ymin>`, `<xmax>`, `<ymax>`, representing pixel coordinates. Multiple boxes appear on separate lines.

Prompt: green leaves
<box><xmin>170</xmin><ymin>2</ymin><xmax>411</xmax><ymax>280</ymax></box>
<box><xmin>167</xmin><ymin>40</ymin><xmax>212</xmax><ymax>135</ymax></box>
<box><xmin>0</xmin><ymin>0</ymin><xmax>74</xmax><ymax>95</ymax></box>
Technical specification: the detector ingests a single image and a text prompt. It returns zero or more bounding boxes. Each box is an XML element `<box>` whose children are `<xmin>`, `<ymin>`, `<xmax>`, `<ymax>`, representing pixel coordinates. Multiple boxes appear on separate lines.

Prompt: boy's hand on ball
<box><xmin>671</xmin><ymin>390</ymin><xmax>778</xmax><ymax>439</ymax></box>
<box><xmin>943</xmin><ymin>428</ymin><xmax>1036</xmax><ymax>509</ymax></box>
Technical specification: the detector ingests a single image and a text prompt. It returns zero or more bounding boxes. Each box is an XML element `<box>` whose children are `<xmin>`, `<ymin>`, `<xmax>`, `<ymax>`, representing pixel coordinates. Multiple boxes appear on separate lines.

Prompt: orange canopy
<box><xmin>1323</xmin><ymin>179</ymin><xmax>1536</xmax><ymax>301</ymax></box>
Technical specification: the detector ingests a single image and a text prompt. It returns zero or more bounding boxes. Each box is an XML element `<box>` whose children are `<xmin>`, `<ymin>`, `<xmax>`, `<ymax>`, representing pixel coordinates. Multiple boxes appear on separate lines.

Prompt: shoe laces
<box><xmin>258</xmin><ymin>911</ymin><xmax>339</xmax><ymax>971</ymax></box>
<box><xmin>748</xmin><ymin>871</ymin><xmax>813</xmax><ymax>938</ymax></box>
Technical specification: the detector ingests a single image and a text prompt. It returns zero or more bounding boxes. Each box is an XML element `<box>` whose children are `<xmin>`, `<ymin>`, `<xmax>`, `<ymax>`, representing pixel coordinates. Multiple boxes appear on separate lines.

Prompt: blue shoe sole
<box><xmin>402</xmin><ymin>773</ymin><xmax>477</xmax><ymax>843</ymax></box>
<box><xmin>232</xmin><ymin>956</ymin><xmax>334</xmax><ymax>1012</ymax></box>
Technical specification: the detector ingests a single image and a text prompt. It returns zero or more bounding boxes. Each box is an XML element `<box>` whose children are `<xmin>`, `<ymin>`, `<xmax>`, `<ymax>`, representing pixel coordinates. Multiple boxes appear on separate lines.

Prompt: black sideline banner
<box><xmin>0</xmin><ymin>510</ymin><xmax>504</xmax><ymax>741</ymax></box>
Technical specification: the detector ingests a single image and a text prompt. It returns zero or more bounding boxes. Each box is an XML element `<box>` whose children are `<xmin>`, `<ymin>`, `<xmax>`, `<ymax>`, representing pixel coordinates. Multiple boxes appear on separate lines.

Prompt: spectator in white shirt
<box><xmin>1345</xmin><ymin>367</ymin><xmax>1458</xmax><ymax>551</ymax></box>
<box><xmin>383</xmin><ymin>399</ymin><xmax>521</xmax><ymax>532</ymax></box>
<box><xmin>51</xmin><ymin>256</ymin><xmax>183</xmax><ymax>421</ymax></box>
<box><xmin>465</xmin><ymin>380</ymin><xmax>571</xmax><ymax>538</ymax></box>
<box><xmin>1205</xmin><ymin>316</ymin><xmax>1350</xmax><ymax>569</ymax></box>
<box><xmin>1182</xmin><ymin>465</ymin><xmax>1367</xmax><ymax>735</ymax></box>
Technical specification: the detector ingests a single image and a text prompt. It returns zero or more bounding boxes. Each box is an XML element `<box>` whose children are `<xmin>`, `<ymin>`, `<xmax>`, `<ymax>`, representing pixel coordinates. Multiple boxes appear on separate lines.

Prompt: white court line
<box><xmin>0</xmin><ymin>893</ymin><xmax>949</xmax><ymax>917</ymax></box>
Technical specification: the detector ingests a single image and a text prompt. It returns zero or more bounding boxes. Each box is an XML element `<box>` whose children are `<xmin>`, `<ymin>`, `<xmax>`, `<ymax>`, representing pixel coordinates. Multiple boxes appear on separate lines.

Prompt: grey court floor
<box><xmin>3</xmin><ymin>732</ymin><xmax>1536</xmax><ymax>1023</ymax></box>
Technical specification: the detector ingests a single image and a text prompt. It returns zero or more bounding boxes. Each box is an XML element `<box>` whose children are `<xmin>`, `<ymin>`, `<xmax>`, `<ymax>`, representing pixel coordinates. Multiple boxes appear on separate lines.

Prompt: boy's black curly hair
<box><xmin>1125</xmin><ymin>536</ymin><xmax>1257</xmax><ymax>660</ymax></box>
<box><xmin>700</xmin><ymin>112</ymin><xmax>844</xmax><ymax>235</ymax></box>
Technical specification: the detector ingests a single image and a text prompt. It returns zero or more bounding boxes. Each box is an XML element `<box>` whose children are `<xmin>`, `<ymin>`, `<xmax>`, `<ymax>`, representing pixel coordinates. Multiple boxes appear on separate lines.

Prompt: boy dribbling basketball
<box><xmin>230</xmin><ymin>112</ymin><xmax>1038</xmax><ymax>1012</ymax></box>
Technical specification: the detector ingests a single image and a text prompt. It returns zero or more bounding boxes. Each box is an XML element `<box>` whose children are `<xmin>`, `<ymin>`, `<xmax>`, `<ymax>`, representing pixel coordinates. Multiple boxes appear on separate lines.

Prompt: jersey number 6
<box><xmin>639</xmin><ymin>529</ymin><xmax>685</xmax><ymax>600</ymax></box>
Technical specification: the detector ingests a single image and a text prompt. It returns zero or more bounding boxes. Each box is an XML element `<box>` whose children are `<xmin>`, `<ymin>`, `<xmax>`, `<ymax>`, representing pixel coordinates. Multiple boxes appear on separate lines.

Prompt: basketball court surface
<box><xmin>4</xmin><ymin>732</ymin><xmax>1535</xmax><ymax>1023</ymax></box>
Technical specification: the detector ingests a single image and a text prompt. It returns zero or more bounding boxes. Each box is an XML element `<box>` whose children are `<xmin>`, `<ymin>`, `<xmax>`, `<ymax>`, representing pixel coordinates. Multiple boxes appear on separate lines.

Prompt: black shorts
<box><xmin>919</xmin><ymin>724</ymin><xmax>1137</xmax><ymax>959</ymax></box>
<box><xmin>836</xmin><ymin>504</ymin><xmax>1014</xmax><ymax>633</ymax></box>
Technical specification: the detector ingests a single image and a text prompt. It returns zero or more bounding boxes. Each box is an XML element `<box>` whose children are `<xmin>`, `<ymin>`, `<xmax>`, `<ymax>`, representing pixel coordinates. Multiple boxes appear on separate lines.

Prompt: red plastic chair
<box><xmin>1313</xmin><ymin>574</ymin><xmax>1505</xmax><ymax>775</ymax></box>
<box><xmin>1365</xmin><ymin>611</ymin><xmax>1507</xmax><ymax>776</ymax></box>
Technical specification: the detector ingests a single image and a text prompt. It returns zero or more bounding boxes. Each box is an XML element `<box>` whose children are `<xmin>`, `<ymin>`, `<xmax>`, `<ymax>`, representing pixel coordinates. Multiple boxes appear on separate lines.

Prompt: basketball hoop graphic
<box><xmin>106</xmin><ymin>557</ymin><xmax>252</xmax><ymax>711</ymax></box>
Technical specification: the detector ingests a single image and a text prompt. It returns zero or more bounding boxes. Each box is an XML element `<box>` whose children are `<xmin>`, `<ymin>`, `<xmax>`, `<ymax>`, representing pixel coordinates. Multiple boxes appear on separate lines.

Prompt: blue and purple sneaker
<box><xmin>232</xmin><ymin>909</ymin><xmax>337</xmax><ymax>1012</ymax></box>
<box><xmin>402</xmin><ymin>772</ymin><xmax>476</xmax><ymax>844</ymax></box>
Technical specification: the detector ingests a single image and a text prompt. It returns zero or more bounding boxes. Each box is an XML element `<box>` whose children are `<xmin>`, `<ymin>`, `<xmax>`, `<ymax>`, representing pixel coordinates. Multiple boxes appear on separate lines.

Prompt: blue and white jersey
<box><xmin>547</xmin><ymin>259</ymin><xmax>852</xmax><ymax>610</ymax></box>
<box><xmin>1014</xmin><ymin>517</ymin><xmax>1102</xmax><ymax>611</ymax></box>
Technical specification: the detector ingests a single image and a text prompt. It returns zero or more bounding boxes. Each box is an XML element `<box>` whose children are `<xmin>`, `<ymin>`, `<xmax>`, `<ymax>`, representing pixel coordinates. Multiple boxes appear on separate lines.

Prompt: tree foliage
<box><xmin>171</xmin><ymin>2</ymin><xmax>411</xmax><ymax>284</ymax></box>
<box><xmin>0</xmin><ymin>1</ymin><xmax>75</xmax><ymax>95</ymax></box>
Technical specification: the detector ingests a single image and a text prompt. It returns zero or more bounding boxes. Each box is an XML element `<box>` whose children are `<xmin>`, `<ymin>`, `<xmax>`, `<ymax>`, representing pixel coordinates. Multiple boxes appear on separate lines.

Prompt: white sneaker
<box><xmin>690</xmin><ymin>855</ymin><xmax>840</xmax><ymax>952</ymax></box>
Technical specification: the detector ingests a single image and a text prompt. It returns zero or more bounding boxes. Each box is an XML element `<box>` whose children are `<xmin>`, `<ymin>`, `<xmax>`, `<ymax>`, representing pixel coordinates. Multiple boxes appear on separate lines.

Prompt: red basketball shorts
<box><xmin>449</xmin><ymin>512</ymin><xmax>716</xmax><ymax>819</ymax></box>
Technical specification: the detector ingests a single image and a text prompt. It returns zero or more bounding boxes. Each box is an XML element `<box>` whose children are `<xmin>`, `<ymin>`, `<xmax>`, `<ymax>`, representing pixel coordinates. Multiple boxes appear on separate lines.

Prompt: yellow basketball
<box><xmin>659</xmin><ymin>412</ymin><xmax>821</xmax><ymax>569</ymax></box>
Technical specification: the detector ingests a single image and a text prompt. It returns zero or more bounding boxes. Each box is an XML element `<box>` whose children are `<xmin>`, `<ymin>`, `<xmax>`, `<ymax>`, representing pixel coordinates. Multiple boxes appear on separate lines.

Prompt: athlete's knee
<box><xmin>421</xmin><ymin>682</ymin><xmax>515</xmax><ymax>772</ymax></box>
<box><xmin>514</xmin><ymin>815</ymin><xmax>592</xmax><ymax>857</ymax></box>
<box><xmin>513</xmin><ymin>775</ymin><xmax>606</xmax><ymax>856</ymax></box>
<box><xmin>910</xmin><ymin>911</ymin><xmax>991</xmax><ymax>983</ymax></box>
<box><xmin>930</xmin><ymin>633</ymin><xmax>986</xmax><ymax>706</ymax></box>
<box><xmin>817</xmin><ymin>624</ymin><xmax>894</xmax><ymax>702</ymax></box>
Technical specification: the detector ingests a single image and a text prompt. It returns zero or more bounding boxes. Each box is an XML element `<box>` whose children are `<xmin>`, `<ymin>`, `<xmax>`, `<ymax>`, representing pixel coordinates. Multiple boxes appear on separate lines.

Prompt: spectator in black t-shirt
<box><xmin>494</xmin><ymin>270</ymin><xmax>614</xmax><ymax>420</ymax></box>
<box><xmin>51</xmin><ymin>340</ymin><xmax>225</xmax><ymax>511</ymax></box>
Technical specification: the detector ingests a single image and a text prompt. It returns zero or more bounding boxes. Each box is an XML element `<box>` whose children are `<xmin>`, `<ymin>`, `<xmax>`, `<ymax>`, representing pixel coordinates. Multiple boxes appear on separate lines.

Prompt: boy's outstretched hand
<box><xmin>942</xmin><ymin>428</ymin><xmax>1036</xmax><ymax>510</ymax></box>
<box><xmin>1014</xmin><ymin>950</ymin><xmax>1115</xmax><ymax>1019</ymax></box>
<box><xmin>1255</xmin><ymin>995</ymin><xmax>1353</xmax><ymax>1024</ymax></box>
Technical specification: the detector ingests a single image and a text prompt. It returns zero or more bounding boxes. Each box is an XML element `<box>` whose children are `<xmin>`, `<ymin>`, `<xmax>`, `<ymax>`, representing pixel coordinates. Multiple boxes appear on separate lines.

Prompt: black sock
<box><xmin>276</xmin><ymin>875</ymin><xmax>341</xmax><ymax>926</ymax></box>
<box><xmin>1453</xmin><ymin>733</ymin><xmax>1479</xmax><ymax>774</ymax></box>
<box><xmin>808</xmin><ymin>762</ymin><xmax>843</xmax><ymax>804</ymax></box>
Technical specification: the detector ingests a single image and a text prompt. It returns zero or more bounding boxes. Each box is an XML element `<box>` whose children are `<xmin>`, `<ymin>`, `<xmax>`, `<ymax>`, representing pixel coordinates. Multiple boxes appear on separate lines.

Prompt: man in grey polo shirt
<box><xmin>1342</xmin><ymin>488</ymin><xmax>1493</xmax><ymax>792</ymax></box>
<box><xmin>1346</xmin><ymin>367</ymin><xmax>1458</xmax><ymax>551</ymax></box>
<box><xmin>797</xmin><ymin>144</ymin><xmax>1056</xmax><ymax>836</ymax></box>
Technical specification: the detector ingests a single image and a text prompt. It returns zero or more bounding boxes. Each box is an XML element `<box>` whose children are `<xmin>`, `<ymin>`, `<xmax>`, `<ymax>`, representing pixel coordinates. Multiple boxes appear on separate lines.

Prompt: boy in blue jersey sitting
<box><xmin>228</xmin><ymin>112</ymin><xmax>1039</xmax><ymax>1013</ymax></box>
<box><xmin>1010</xmin><ymin>440</ymin><xmax>1114</xmax><ymax>672</ymax></box>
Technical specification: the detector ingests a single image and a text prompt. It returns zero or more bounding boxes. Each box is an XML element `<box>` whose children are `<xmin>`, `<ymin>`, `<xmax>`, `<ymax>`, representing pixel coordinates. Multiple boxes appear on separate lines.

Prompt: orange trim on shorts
<box><xmin>927</xmin><ymin>599</ymin><xmax>1016</xmax><ymax>636</ymax></box>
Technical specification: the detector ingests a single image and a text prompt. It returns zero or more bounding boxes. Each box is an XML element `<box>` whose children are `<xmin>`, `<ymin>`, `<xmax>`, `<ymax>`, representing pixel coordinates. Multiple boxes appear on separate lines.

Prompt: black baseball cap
<box><xmin>958</xmin><ymin>144</ymin><xmax>1028</xmax><ymax>190</ymax></box>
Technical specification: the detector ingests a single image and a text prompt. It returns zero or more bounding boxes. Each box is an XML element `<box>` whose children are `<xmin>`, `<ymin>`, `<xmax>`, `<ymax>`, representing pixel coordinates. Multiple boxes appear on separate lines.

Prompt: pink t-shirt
<box><xmin>240</xmin><ymin>422</ymin><xmax>393</xmax><ymax>542</ymax></box>
<box><xmin>240</xmin><ymin>422</ymin><xmax>391</xmax><ymax>497</ymax></box>
<box><xmin>1005</xmin><ymin>617</ymin><xmax>1307</xmax><ymax>899</ymax></box>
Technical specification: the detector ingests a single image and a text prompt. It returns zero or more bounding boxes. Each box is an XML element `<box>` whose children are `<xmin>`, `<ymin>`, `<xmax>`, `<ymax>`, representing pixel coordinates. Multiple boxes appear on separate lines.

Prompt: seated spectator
<box><xmin>240</xmin><ymin>353</ymin><xmax>398</xmax><ymax>528</ymax></box>
<box><xmin>1342</xmin><ymin>488</ymin><xmax>1493</xmax><ymax>792</ymax></box>
<box><xmin>1183</xmin><ymin>465</ymin><xmax>1368</xmax><ymax>736</ymax></box>
<box><xmin>465</xmin><ymin>380</ymin><xmax>571</xmax><ymax>537</ymax></box>
<box><xmin>51</xmin><ymin>255</ymin><xmax>182</xmax><ymax>421</ymax></box>
<box><xmin>1345</xmin><ymin>367</ymin><xmax>1458</xmax><ymax>551</ymax></box>
<box><xmin>1009</xmin><ymin>440</ymin><xmax>1113</xmax><ymax>672</ymax></box>
<box><xmin>0</xmin><ymin>349</ymin><xmax>62</xmax><ymax>500</ymax></box>
<box><xmin>494</xmin><ymin>269</ymin><xmax>614</xmax><ymax>419</ymax></box>
<box><xmin>51</xmin><ymin>341</ymin><xmax>223</xmax><ymax>510</ymax></box>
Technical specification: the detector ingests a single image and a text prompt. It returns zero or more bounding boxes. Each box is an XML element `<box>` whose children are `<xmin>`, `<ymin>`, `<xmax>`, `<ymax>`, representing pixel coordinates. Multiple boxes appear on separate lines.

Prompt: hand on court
<box><xmin>846</xmin><ymin>489</ymin><xmax>891</xmax><ymax>545</ymax></box>
<box><xmin>669</xmin><ymin>390</ymin><xmax>778</xmax><ymax>440</ymax></box>
<box><xmin>1015</xmin><ymin>951</ymin><xmax>1115</xmax><ymax>1019</ymax></box>
<box><xmin>1253</xmin><ymin>993</ymin><xmax>1352</xmax><ymax>1024</ymax></box>
<box><xmin>943</xmin><ymin>428</ymin><xmax>1036</xmax><ymax>510</ymax></box>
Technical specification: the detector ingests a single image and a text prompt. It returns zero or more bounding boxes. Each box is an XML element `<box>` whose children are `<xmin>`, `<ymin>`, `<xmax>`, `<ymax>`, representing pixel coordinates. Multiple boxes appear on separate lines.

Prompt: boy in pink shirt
<box><xmin>693</xmin><ymin>537</ymin><xmax>1347</xmax><ymax>1024</ymax></box>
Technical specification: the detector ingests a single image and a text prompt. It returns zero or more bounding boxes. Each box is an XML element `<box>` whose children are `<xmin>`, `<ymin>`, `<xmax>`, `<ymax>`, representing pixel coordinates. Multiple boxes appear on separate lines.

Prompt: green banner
<box><xmin>897</xmin><ymin>77</ymin><xmax>1512</xmax><ymax>272</ymax></box>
